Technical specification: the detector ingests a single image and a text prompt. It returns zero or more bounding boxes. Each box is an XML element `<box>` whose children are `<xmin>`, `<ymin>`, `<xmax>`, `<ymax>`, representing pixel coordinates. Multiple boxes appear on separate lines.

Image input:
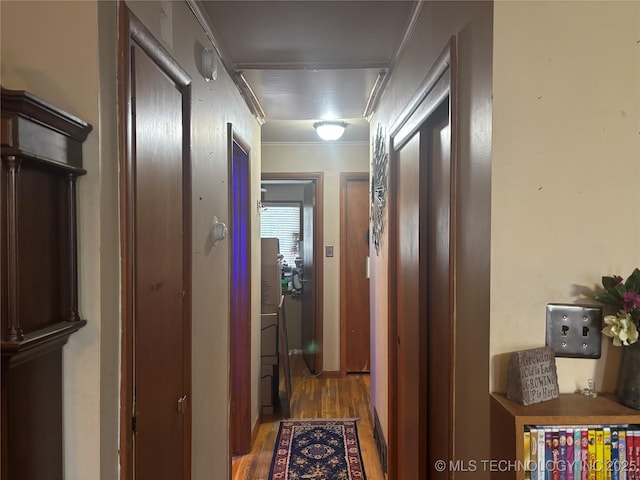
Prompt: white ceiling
<box><xmin>198</xmin><ymin>0</ymin><xmax>419</xmax><ymax>142</ymax></box>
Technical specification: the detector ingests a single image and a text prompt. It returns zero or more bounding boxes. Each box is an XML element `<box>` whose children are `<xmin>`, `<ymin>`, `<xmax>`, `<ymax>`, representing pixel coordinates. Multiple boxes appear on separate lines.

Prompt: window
<box><xmin>260</xmin><ymin>202</ymin><xmax>301</xmax><ymax>267</ymax></box>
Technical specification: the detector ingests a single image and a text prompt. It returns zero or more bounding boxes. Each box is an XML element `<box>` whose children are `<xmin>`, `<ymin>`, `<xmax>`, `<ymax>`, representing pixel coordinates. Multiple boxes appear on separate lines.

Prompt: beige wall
<box><xmin>1</xmin><ymin>1</ymin><xmax>118</xmax><ymax>478</ymax></box>
<box><xmin>370</xmin><ymin>1</ymin><xmax>493</xmax><ymax>475</ymax></box>
<box><xmin>0</xmin><ymin>2</ymin><xmax>118</xmax><ymax>480</ymax></box>
<box><xmin>1</xmin><ymin>0</ymin><xmax>261</xmax><ymax>478</ymax></box>
<box><xmin>262</xmin><ymin>142</ymin><xmax>370</xmax><ymax>372</ymax></box>
<box><xmin>491</xmin><ymin>1</ymin><xmax>640</xmax><ymax>394</ymax></box>
<box><xmin>97</xmin><ymin>3</ymin><xmax>121</xmax><ymax>478</ymax></box>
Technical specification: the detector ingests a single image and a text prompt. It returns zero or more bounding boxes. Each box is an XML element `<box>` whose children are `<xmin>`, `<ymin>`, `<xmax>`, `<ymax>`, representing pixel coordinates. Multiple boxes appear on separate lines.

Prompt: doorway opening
<box><xmin>260</xmin><ymin>173</ymin><xmax>324</xmax><ymax>378</ymax></box>
<box><xmin>387</xmin><ymin>38</ymin><xmax>457</xmax><ymax>480</ymax></box>
<box><xmin>228</xmin><ymin>124</ymin><xmax>252</xmax><ymax>455</ymax></box>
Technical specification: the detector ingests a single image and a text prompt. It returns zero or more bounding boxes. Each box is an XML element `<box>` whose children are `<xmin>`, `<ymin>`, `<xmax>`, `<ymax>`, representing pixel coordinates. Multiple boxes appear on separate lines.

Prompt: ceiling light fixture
<box><xmin>313</xmin><ymin>121</ymin><xmax>349</xmax><ymax>141</ymax></box>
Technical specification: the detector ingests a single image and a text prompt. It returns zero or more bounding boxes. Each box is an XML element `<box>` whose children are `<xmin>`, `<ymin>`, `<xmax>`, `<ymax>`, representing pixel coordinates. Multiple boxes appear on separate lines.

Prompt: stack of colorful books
<box><xmin>524</xmin><ymin>425</ymin><xmax>640</xmax><ymax>480</ymax></box>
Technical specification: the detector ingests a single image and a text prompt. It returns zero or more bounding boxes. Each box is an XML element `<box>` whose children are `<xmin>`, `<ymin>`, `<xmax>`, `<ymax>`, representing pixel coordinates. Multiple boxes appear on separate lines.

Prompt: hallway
<box><xmin>232</xmin><ymin>354</ymin><xmax>384</xmax><ymax>480</ymax></box>
<box><xmin>5</xmin><ymin>2</ymin><xmax>636</xmax><ymax>479</ymax></box>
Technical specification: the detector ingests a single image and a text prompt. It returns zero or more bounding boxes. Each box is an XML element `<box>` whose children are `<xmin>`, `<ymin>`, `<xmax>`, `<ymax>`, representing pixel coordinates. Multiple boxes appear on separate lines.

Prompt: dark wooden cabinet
<box><xmin>1</xmin><ymin>87</ymin><xmax>91</xmax><ymax>480</ymax></box>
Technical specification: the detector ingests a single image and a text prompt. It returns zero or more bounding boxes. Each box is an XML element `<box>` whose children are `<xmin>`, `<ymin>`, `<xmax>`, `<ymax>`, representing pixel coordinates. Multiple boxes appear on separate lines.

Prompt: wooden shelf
<box><xmin>490</xmin><ymin>393</ymin><xmax>640</xmax><ymax>480</ymax></box>
<box><xmin>492</xmin><ymin>392</ymin><xmax>640</xmax><ymax>426</ymax></box>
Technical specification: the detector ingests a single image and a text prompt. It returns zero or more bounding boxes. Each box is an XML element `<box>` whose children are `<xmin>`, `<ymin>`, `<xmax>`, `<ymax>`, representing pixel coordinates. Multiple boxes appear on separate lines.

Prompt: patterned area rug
<box><xmin>269</xmin><ymin>419</ymin><xmax>366</xmax><ymax>480</ymax></box>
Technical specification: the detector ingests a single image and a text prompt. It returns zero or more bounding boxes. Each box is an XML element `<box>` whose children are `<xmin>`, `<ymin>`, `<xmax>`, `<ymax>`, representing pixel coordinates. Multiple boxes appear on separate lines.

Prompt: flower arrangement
<box><xmin>593</xmin><ymin>268</ymin><xmax>640</xmax><ymax>346</ymax></box>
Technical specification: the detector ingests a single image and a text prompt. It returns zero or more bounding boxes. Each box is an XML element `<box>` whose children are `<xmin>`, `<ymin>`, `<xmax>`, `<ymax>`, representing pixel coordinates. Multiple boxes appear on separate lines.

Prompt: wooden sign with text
<box><xmin>507</xmin><ymin>346</ymin><xmax>559</xmax><ymax>405</ymax></box>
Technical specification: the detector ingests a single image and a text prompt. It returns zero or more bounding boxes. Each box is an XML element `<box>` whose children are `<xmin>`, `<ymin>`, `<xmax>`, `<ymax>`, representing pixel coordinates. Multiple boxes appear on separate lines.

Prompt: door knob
<box><xmin>210</xmin><ymin>216</ymin><xmax>227</xmax><ymax>246</ymax></box>
<box><xmin>177</xmin><ymin>395</ymin><xmax>187</xmax><ymax>414</ymax></box>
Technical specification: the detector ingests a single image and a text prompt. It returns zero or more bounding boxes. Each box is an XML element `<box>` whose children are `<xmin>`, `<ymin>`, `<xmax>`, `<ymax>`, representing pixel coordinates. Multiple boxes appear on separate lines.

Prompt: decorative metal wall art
<box><xmin>370</xmin><ymin>123</ymin><xmax>388</xmax><ymax>255</ymax></box>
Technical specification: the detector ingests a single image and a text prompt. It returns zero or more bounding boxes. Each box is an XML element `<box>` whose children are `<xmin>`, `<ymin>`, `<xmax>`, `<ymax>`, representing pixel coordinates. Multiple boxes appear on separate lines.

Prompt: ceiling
<box><xmin>198</xmin><ymin>1</ymin><xmax>420</xmax><ymax>142</ymax></box>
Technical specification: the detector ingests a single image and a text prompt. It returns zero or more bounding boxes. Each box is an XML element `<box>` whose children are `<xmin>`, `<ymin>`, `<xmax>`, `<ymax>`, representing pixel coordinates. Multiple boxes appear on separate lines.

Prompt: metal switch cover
<box><xmin>545</xmin><ymin>304</ymin><xmax>602</xmax><ymax>358</ymax></box>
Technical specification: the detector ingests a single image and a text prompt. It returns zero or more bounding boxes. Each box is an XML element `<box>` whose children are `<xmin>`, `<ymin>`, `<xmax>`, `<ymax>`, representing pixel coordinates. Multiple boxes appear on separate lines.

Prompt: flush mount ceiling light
<box><xmin>313</xmin><ymin>121</ymin><xmax>349</xmax><ymax>141</ymax></box>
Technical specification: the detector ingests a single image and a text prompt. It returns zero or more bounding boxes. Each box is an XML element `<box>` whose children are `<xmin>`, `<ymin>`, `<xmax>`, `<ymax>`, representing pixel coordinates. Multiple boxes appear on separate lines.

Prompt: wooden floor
<box><xmin>232</xmin><ymin>354</ymin><xmax>385</xmax><ymax>480</ymax></box>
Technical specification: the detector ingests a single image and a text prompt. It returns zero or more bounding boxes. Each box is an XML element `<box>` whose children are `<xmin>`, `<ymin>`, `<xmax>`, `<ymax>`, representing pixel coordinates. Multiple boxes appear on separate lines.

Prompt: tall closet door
<box><xmin>394</xmin><ymin>103</ymin><xmax>453</xmax><ymax>479</ymax></box>
<box><xmin>132</xmin><ymin>45</ymin><xmax>187</xmax><ymax>480</ymax></box>
<box><xmin>395</xmin><ymin>132</ymin><xmax>427</xmax><ymax>480</ymax></box>
<box><xmin>389</xmin><ymin>41</ymin><xmax>456</xmax><ymax>480</ymax></box>
<box><xmin>120</xmin><ymin>9</ymin><xmax>192</xmax><ymax>480</ymax></box>
<box><xmin>424</xmin><ymin>102</ymin><xmax>452</xmax><ymax>478</ymax></box>
<box><xmin>342</xmin><ymin>174</ymin><xmax>371</xmax><ymax>373</ymax></box>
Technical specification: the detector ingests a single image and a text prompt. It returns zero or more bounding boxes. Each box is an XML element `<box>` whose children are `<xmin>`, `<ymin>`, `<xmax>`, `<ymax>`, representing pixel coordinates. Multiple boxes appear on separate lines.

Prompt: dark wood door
<box><xmin>395</xmin><ymin>132</ymin><xmax>426</xmax><ymax>480</ymax></box>
<box><xmin>121</xmin><ymin>10</ymin><xmax>192</xmax><ymax>478</ymax></box>
<box><xmin>388</xmin><ymin>43</ymin><xmax>456</xmax><ymax>480</ymax></box>
<box><xmin>425</xmin><ymin>102</ymin><xmax>452</xmax><ymax>478</ymax></box>
<box><xmin>341</xmin><ymin>175</ymin><xmax>371</xmax><ymax>372</ymax></box>
<box><xmin>301</xmin><ymin>182</ymin><xmax>317</xmax><ymax>373</ymax></box>
<box><xmin>393</xmin><ymin>101</ymin><xmax>453</xmax><ymax>480</ymax></box>
<box><xmin>133</xmin><ymin>46</ymin><xmax>187</xmax><ymax>480</ymax></box>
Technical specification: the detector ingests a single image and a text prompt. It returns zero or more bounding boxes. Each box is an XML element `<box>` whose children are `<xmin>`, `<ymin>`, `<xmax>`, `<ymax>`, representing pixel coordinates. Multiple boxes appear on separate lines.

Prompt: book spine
<box><xmin>576</xmin><ymin>428</ymin><xmax>583</xmax><ymax>480</ymax></box>
<box><xmin>627</xmin><ymin>429</ymin><xmax>634</xmax><ymax>480</ymax></box>
<box><xmin>567</xmin><ymin>428</ymin><xmax>575</xmax><ymax>480</ymax></box>
<box><xmin>589</xmin><ymin>428</ymin><xmax>597</xmax><ymax>480</ymax></box>
<box><xmin>554</xmin><ymin>429</ymin><xmax>561</xmax><ymax>480</ymax></box>
<box><xmin>605</xmin><ymin>427</ymin><xmax>612</xmax><ymax>480</ymax></box>
<box><xmin>547</xmin><ymin>430</ymin><xmax>555</xmax><ymax>480</ymax></box>
<box><xmin>619</xmin><ymin>430</ymin><xmax>626</xmax><ymax>480</ymax></box>
<box><xmin>583</xmin><ymin>428</ymin><xmax>590</xmax><ymax>480</ymax></box>
<box><xmin>561</xmin><ymin>430</ymin><xmax>568</xmax><ymax>480</ymax></box>
<box><xmin>612</xmin><ymin>428</ymin><xmax>620</xmax><ymax>480</ymax></box>
<box><xmin>539</xmin><ymin>427</ymin><xmax>547</xmax><ymax>480</ymax></box>
<box><xmin>633</xmin><ymin>430</ymin><xmax>640</xmax><ymax>480</ymax></box>
<box><xmin>531</xmin><ymin>428</ymin><xmax>539</xmax><ymax>480</ymax></box>
<box><xmin>525</xmin><ymin>431</ymin><xmax>532</xmax><ymax>480</ymax></box>
<box><xmin>597</xmin><ymin>428</ymin><xmax>605</xmax><ymax>480</ymax></box>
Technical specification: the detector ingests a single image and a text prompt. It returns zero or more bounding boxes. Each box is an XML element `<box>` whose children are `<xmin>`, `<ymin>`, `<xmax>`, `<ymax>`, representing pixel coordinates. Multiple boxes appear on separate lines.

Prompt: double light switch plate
<box><xmin>545</xmin><ymin>304</ymin><xmax>602</xmax><ymax>359</ymax></box>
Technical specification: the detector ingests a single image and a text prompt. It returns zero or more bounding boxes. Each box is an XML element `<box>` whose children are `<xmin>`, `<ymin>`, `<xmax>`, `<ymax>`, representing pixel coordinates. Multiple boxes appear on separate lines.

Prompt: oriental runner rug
<box><xmin>268</xmin><ymin>418</ymin><xmax>367</xmax><ymax>480</ymax></box>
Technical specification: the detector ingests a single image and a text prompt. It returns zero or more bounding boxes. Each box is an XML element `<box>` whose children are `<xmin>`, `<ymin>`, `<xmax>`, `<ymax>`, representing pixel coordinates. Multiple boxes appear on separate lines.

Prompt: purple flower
<box><xmin>611</xmin><ymin>275</ymin><xmax>624</xmax><ymax>286</ymax></box>
<box><xmin>622</xmin><ymin>289</ymin><xmax>640</xmax><ymax>312</ymax></box>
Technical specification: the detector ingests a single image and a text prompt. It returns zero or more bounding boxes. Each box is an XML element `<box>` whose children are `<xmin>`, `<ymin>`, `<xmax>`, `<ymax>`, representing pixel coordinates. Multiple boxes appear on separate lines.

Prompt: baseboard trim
<box><xmin>373</xmin><ymin>407</ymin><xmax>388</xmax><ymax>474</ymax></box>
<box><xmin>251</xmin><ymin>411</ymin><xmax>262</xmax><ymax>446</ymax></box>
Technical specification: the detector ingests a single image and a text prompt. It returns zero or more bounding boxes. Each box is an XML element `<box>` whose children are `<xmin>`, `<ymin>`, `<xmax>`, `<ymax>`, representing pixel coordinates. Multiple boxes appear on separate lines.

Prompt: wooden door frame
<box><xmin>228</xmin><ymin>123</ymin><xmax>252</xmax><ymax>455</ymax></box>
<box><xmin>118</xmin><ymin>6</ymin><xmax>193</xmax><ymax>479</ymax></box>
<box><xmin>387</xmin><ymin>37</ymin><xmax>457</xmax><ymax>480</ymax></box>
<box><xmin>339</xmin><ymin>172</ymin><xmax>369</xmax><ymax>375</ymax></box>
<box><xmin>261</xmin><ymin>172</ymin><xmax>324</xmax><ymax>374</ymax></box>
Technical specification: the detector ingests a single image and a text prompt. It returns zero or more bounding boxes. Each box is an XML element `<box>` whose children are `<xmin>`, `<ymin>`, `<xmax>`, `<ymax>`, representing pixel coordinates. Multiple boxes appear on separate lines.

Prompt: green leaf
<box><xmin>624</xmin><ymin>268</ymin><xmax>640</xmax><ymax>292</ymax></box>
<box><xmin>593</xmin><ymin>291</ymin><xmax>621</xmax><ymax>307</ymax></box>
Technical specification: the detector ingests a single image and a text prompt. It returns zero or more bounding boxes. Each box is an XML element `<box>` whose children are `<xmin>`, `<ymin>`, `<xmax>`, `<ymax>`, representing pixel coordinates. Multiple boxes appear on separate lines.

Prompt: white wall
<box><xmin>491</xmin><ymin>0</ymin><xmax>640</xmax><ymax>395</ymax></box>
<box><xmin>262</xmin><ymin>142</ymin><xmax>370</xmax><ymax>372</ymax></box>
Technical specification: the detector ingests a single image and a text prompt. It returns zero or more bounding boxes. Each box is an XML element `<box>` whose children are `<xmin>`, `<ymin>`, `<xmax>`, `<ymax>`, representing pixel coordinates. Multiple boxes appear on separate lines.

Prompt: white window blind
<box><xmin>260</xmin><ymin>203</ymin><xmax>301</xmax><ymax>267</ymax></box>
